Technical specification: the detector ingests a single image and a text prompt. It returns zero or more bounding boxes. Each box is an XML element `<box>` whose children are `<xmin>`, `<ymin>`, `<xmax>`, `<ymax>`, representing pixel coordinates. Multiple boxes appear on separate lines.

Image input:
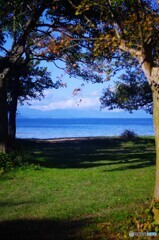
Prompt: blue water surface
<box><xmin>16</xmin><ymin>118</ymin><xmax>154</xmax><ymax>139</ymax></box>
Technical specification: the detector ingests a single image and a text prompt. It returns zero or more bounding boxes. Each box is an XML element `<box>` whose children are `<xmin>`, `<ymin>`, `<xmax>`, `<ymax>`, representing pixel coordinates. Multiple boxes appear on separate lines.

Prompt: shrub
<box><xmin>0</xmin><ymin>153</ymin><xmax>14</xmax><ymax>172</ymax></box>
<box><xmin>0</xmin><ymin>150</ymin><xmax>35</xmax><ymax>172</ymax></box>
<box><xmin>120</xmin><ymin>129</ymin><xmax>138</xmax><ymax>140</ymax></box>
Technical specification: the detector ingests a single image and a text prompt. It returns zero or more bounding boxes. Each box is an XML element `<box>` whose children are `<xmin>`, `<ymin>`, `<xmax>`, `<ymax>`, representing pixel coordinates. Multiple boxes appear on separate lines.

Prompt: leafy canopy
<box><xmin>47</xmin><ymin>0</ymin><xmax>158</xmax><ymax>112</ymax></box>
<box><xmin>100</xmin><ymin>68</ymin><xmax>153</xmax><ymax>114</ymax></box>
<box><xmin>48</xmin><ymin>0</ymin><xmax>159</xmax><ymax>78</ymax></box>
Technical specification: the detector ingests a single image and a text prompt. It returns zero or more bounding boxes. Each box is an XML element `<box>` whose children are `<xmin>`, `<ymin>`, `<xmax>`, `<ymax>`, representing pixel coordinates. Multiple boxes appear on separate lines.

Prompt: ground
<box><xmin>0</xmin><ymin>137</ymin><xmax>156</xmax><ymax>239</ymax></box>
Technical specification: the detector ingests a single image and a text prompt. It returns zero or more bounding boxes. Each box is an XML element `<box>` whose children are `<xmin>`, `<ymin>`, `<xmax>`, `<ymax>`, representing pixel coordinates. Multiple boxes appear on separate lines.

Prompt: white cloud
<box><xmin>30</xmin><ymin>97</ymin><xmax>100</xmax><ymax>111</ymax></box>
<box><xmin>101</xmin><ymin>108</ymin><xmax>123</xmax><ymax>113</ymax></box>
<box><xmin>89</xmin><ymin>90</ymin><xmax>100</xmax><ymax>96</ymax></box>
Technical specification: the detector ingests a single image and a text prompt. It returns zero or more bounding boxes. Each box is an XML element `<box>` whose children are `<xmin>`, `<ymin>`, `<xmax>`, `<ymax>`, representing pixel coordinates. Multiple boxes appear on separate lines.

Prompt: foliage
<box><xmin>46</xmin><ymin>0</ymin><xmax>158</xmax><ymax>114</ymax></box>
<box><xmin>131</xmin><ymin>208</ymin><xmax>159</xmax><ymax>233</ymax></box>
<box><xmin>44</xmin><ymin>0</ymin><xmax>159</xmax><ymax>110</ymax></box>
<box><xmin>0</xmin><ymin>149</ymin><xmax>36</xmax><ymax>172</ymax></box>
<box><xmin>120</xmin><ymin>129</ymin><xmax>138</xmax><ymax>139</ymax></box>
<box><xmin>1</xmin><ymin>0</ymin><xmax>159</xmax><ymax>105</ymax></box>
<box><xmin>75</xmin><ymin>0</ymin><xmax>159</xmax><ymax>57</ymax></box>
<box><xmin>0</xmin><ymin>153</ymin><xmax>14</xmax><ymax>172</ymax></box>
<box><xmin>0</xmin><ymin>0</ymin><xmax>78</xmax><ymax>148</ymax></box>
<box><xmin>100</xmin><ymin>68</ymin><xmax>153</xmax><ymax>114</ymax></box>
<box><xmin>8</xmin><ymin>61</ymin><xmax>63</xmax><ymax>106</ymax></box>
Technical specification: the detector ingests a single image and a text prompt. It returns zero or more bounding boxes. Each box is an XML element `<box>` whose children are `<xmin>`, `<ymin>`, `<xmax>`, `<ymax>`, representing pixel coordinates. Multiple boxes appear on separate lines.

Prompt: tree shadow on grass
<box><xmin>0</xmin><ymin>218</ymin><xmax>89</xmax><ymax>240</ymax></box>
<box><xmin>0</xmin><ymin>217</ymin><xmax>122</xmax><ymax>240</ymax></box>
<box><xmin>18</xmin><ymin>137</ymin><xmax>156</xmax><ymax>171</ymax></box>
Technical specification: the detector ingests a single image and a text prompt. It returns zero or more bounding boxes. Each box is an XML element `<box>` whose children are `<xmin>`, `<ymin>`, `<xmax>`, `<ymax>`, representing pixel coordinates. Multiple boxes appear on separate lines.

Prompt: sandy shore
<box><xmin>18</xmin><ymin>136</ymin><xmax>112</xmax><ymax>143</ymax></box>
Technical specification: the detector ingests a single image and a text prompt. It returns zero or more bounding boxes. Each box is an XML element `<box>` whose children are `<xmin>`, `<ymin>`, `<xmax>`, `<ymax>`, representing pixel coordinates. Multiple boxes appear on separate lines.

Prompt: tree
<box><xmin>0</xmin><ymin>0</ymin><xmax>106</xmax><ymax>152</ymax></box>
<box><xmin>48</xmin><ymin>0</ymin><xmax>159</xmax><ymax>223</ymax></box>
<box><xmin>0</xmin><ymin>0</ymin><xmax>50</xmax><ymax>152</ymax></box>
<box><xmin>7</xmin><ymin>60</ymin><xmax>61</xmax><ymax>145</ymax></box>
<box><xmin>0</xmin><ymin>0</ymin><xmax>83</xmax><ymax>152</ymax></box>
<box><xmin>100</xmin><ymin>68</ymin><xmax>153</xmax><ymax>114</ymax></box>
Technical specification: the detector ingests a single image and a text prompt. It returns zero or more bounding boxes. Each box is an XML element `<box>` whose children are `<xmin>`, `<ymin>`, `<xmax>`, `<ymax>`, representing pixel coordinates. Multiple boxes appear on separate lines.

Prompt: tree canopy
<box><xmin>46</xmin><ymin>0</ymin><xmax>159</xmax><ymax>82</ymax></box>
<box><xmin>100</xmin><ymin>68</ymin><xmax>153</xmax><ymax>114</ymax></box>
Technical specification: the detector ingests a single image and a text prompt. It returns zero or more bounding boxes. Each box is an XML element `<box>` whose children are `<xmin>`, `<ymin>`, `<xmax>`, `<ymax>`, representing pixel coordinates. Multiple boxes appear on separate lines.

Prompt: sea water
<box><xmin>16</xmin><ymin>118</ymin><xmax>154</xmax><ymax>139</ymax></box>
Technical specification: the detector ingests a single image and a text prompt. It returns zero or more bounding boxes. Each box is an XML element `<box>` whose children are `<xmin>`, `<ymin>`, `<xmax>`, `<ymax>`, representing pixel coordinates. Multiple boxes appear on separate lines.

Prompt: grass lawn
<box><xmin>0</xmin><ymin>137</ymin><xmax>156</xmax><ymax>239</ymax></box>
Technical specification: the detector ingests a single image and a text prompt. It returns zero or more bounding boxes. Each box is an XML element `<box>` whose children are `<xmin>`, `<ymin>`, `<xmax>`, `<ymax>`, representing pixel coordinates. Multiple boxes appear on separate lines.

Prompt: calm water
<box><xmin>16</xmin><ymin>118</ymin><xmax>154</xmax><ymax>139</ymax></box>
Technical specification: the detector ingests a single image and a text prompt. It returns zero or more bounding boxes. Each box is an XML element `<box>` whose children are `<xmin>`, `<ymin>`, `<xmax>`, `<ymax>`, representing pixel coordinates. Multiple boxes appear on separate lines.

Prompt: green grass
<box><xmin>0</xmin><ymin>137</ymin><xmax>156</xmax><ymax>239</ymax></box>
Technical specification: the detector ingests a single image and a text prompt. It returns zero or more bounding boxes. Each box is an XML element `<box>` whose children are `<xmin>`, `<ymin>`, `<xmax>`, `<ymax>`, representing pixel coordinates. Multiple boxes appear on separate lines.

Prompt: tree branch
<box><xmin>106</xmin><ymin>0</ymin><xmax>124</xmax><ymax>39</ymax></box>
<box><xmin>0</xmin><ymin>46</ymin><xmax>10</xmax><ymax>54</ymax></box>
<box><xmin>119</xmin><ymin>40</ymin><xmax>142</xmax><ymax>59</ymax></box>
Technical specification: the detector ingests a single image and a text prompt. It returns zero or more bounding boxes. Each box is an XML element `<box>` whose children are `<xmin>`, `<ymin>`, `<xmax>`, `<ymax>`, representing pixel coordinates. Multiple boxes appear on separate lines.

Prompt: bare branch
<box><xmin>0</xmin><ymin>46</ymin><xmax>10</xmax><ymax>54</ymax></box>
<box><xmin>52</xmin><ymin>61</ymin><xmax>66</xmax><ymax>70</ymax></box>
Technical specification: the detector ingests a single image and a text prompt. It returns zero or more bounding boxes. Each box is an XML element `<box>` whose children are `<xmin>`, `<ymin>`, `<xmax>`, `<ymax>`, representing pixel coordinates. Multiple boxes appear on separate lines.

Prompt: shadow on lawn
<box><xmin>0</xmin><ymin>217</ymin><xmax>121</xmax><ymax>240</ymax></box>
<box><xmin>0</xmin><ymin>218</ymin><xmax>90</xmax><ymax>240</ymax></box>
<box><xmin>19</xmin><ymin>137</ymin><xmax>156</xmax><ymax>171</ymax></box>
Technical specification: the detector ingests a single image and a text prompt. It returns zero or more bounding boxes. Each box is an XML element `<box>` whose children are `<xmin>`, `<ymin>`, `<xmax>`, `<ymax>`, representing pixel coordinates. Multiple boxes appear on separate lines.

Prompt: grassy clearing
<box><xmin>0</xmin><ymin>137</ymin><xmax>156</xmax><ymax>239</ymax></box>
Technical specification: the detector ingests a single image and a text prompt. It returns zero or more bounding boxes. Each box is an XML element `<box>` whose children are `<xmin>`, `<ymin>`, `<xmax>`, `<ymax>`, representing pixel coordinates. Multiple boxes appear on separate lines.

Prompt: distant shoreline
<box><xmin>17</xmin><ymin>135</ymin><xmax>155</xmax><ymax>143</ymax></box>
<box><xmin>17</xmin><ymin>136</ymin><xmax>111</xmax><ymax>142</ymax></box>
<box><xmin>17</xmin><ymin>117</ymin><xmax>153</xmax><ymax>119</ymax></box>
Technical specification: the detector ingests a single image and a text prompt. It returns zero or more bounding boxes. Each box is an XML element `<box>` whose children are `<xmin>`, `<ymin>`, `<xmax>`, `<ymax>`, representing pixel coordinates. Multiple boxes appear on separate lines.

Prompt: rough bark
<box><xmin>137</xmin><ymin>56</ymin><xmax>159</xmax><ymax>223</ymax></box>
<box><xmin>0</xmin><ymin>73</ymin><xmax>8</xmax><ymax>153</ymax></box>
<box><xmin>150</xmin><ymin>67</ymin><xmax>159</xmax><ymax>223</ymax></box>
<box><xmin>0</xmin><ymin>65</ymin><xmax>22</xmax><ymax>153</ymax></box>
<box><xmin>8</xmin><ymin>81</ymin><xmax>18</xmax><ymax>147</ymax></box>
<box><xmin>0</xmin><ymin>48</ymin><xmax>25</xmax><ymax>152</ymax></box>
<box><xmin>8</xmin><ymin>100</ymin><xmax>17</xmax><ymax>146</ymax></box>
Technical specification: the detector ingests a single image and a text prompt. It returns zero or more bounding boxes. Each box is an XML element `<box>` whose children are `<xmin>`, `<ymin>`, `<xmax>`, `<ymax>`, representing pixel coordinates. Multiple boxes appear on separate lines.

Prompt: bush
<box><xmin>0</xmin><ymin>150</ymin><xmax>34</xmax><ymax>172</ymax></box>
<box><xmin>0</xmin><ymin>153</ymin><xmax>14</xmax><ymax>172</ymax></box>
<box><xmin>120</xmin><ymin>130</ymin><xmax>138</xmax><ymax>140</ymax></box>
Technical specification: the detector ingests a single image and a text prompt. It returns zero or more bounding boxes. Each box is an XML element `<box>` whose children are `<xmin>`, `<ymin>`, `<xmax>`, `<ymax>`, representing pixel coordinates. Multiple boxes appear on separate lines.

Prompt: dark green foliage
<box><xmin>0</xmin><ymin>149</ymin><xmax>35</xmax><ymax>172</ymax></box>
<box><xmin>8</xmin><ymin>62</ymin><xmax>58</xmax><ymax>105</ymax></box>
<box><xmin>100</xmin><ymin>69</ymin><xmax>153</xmax><ymax>114</ymax></box>
<box><xmin>120</xmin><ymin>130</ymin><xmax>138</xmax><ymax>139</ymax></box>
<box><xmin>0</xmin><ymin>153</ymin><xmax>14</xmax><ymax>172</ymax></box>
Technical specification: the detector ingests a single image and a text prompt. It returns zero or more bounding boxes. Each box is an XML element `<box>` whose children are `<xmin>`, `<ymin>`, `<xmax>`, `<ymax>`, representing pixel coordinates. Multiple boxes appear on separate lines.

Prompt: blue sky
<box><xmin>18</xmin><ymin>61</ymin><xmax>152</xmax><ymax>118</ymax></box>
<box><xmin>25</xmin><ymin>61</ymin><xmax>105</xmax><ymax>111</ymax></box>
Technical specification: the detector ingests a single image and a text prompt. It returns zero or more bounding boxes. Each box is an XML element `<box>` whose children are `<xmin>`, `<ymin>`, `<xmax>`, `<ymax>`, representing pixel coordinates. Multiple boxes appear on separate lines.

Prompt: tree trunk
<box><xmin>8</xmin><ymin>78</ymin><xmax>18</xmax><ymax>148</ymax></box>
<box><xmin>0</xmin><ymin>2</ymin><xmax>47</xmax><ymax>152</ymax></box>
<box><xmin>0</xmin><ymin>44</ymin><xmax>26</xmax><ymax>152</ymax></box>
<box><xmin>0</xmin><ymin>75</ymin><xmax>8</xmax><ymax>153</ymax></box>
<box><xmin>150</xmin><ymin>67</ymin><xmax>159</xmax><ymax>223</ymax></box>
<box><xmin>8</xmin><ymin>99</ymin><xmax>17</xmax><ymax>148</ymax></box>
